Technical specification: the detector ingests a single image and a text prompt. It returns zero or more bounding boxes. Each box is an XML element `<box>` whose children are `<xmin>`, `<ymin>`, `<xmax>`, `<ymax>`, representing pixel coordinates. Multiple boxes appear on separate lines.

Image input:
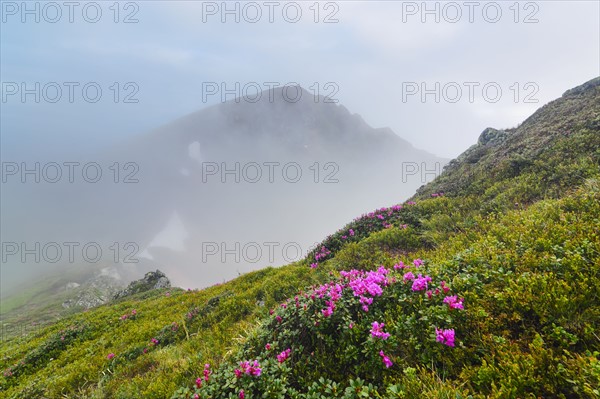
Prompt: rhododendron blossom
<box><xmin>411</xmin><ymin>274</ymin><xmax>432</xmax><ymax>291</ymax></box>
<box><xmin>370</xmin><ymin>321</ymin><xmax>390</xmax><ymax>340</ymax></box>
<box><xmin>379</xmin><ymin>350</ymin><xmax>393</xmax><ymax>368</ymax></box>
<box><xmin>435</xmin><ymin>328</ymin><xmax>455</xmax><ymax>347</ymax></box>
<box><xmin>238</xmin><ymin>360</ymin><xmax>262</xmax><ymax>376</ymax></box>
<box><xmin>277</xmin><ymin>348</ymin><xmax>291</xmax><ymax>363</ymax></box>
<box><xmin>443</xmin><ymin>295</ymin><xmax>464</xmax><ymax>310</ymax></box>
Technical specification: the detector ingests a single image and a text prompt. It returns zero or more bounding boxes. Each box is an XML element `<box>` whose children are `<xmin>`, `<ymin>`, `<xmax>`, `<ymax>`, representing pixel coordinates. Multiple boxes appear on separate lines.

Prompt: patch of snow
<box><xmin>139</xmin><ymin>212</ymin><xmax>189</xmax><ymax>260</ymax></box>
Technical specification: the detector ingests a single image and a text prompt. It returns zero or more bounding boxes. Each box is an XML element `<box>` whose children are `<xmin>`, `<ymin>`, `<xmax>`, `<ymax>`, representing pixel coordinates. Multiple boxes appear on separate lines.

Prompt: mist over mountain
<box><xmin>1</xmin><ymin>86</ymin><xmax>446</xmax><ymax>293</ymax></box>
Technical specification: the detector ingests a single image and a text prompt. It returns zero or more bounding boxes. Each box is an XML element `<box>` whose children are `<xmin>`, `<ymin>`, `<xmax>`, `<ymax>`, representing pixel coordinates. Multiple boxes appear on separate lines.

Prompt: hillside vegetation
<box><xmin>0</xmin><ymin>78</ymin><xmax>599</xmax><ymax>398</ymax></box>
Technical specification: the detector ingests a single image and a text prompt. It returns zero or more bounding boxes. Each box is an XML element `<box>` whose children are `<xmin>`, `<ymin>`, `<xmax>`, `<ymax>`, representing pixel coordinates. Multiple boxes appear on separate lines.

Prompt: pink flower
<box><xmin>370</xmin><ymin>321</ymin><xmax>391</xmax><ymax>340</ymax></box>
<box><xmin>379</xmin><ymin>350</ymin><xmax>393</xmax><ymax>368</ymax></box>
<box><xmin>411</xmin><ymin>274</ymin><xmax>432</xmax><ymax>291</ymax></box>
<box><xmin>441</xmin><ymin>281</ymin><xmax>450</xmax><ymax>293</ymax></box>
<box><xmin>107</xmin><ymin>353</ymin><xmax>115</xmax><ymax>360</ymax></box>
<box><xmin>276</xmin><ymin>315</ymin><xmax>282</xmax><ymax>323</ymax></box>
<box><xmin>150</xmin><ymin>338</ymin><xmax>159</xmax><ymax>346</ymax></box>
<box><xmin>195</xmin><ymin>377</ymin><xmax>203</xmax><ymax>388</ymax></box>
<box><xmin>239</xmin><ymin>389</ymin><xmax>245</xmax><ymax>399</ymax></box>
<box><xmin>403</xmin><ymin>272</ymin><xmax>415</xmax><ymax>282</ymax></box>
<box><xmin>349</xmin><ymin>229</ymin><xmax>355</xmax><ymax>236</ymax></box>
<box><xmin>239</xmin><ymin>360</ymin><xmax>262</xmax><ymax>376</ymax></box>
<box><xmin>413</xmin><ymin>258</ymin><xmax>423</xmax><ymax>267</ymax></box>
<box><xmin>131</xmin><ymin>309</ymin><xmax>137</xmax><ymax>315</ymax></box>
<box><xmin>443</xmin><ymin>295</ymin><xmax>464</xmax><ymax>310</ymax></box>
<box><xmin>265</xmin><ymin>343</ymin><xmax>272</xmax><ymax>350</ymax></box>
<box><xmin>277</xmin><ymin>348</ymin><xmax>291</xmax><ymax>363</ymax></box>
<box><xmin>322</xmin><ymin>307</ymin><xmax>334</xmax><ymax>317</ymax></box>
<box><xmin>435</xmin><ymin>328</ymin><xmax>455</xmax><ymax>347</ymax></box>
<box><xmin>204</xmin><ymin>364</ymin><xmax>211</xmax><ymax>381</ymax></box>
<box><xmin>393</xmin><ymin>261</ymin><xmax>405</xmax><ymax>270</ymax></box>
<box><xmin>310</xmin><ymin>262</ymin><xmax>318</xmax><ymax>268</ymax></box>
<box><xmin>193</xmin><ymin>395</ymin><xmax>199</xmax><ymax>399</ymax></box>
<box><xmin>349</xmin><ymin>322</ymin><xmax>354</xmax><ymax>329</ymax></box>
<box><xmin>120</xmin><ymin>314</ymin><xmax>128</xmax><ymax>320</ymax></box>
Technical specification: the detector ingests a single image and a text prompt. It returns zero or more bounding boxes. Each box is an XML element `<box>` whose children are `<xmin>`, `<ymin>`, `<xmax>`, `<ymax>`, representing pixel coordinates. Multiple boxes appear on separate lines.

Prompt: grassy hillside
<box><xmin>0</xmin><ymin>78</ymin><xmax>598</xmax><ymax>398</ymax></box>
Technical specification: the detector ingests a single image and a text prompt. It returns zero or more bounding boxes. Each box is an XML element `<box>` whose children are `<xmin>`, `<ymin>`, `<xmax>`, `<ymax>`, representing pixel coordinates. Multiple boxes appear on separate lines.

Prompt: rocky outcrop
<box><xmin>113</xmin><ymin>270</ymin><xmax>171</xmax><ymax>300</ymax></box>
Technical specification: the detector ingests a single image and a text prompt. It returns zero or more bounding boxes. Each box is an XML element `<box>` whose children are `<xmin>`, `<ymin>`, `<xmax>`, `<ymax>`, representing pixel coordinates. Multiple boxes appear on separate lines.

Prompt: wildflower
<box><xmin>276</xmin><ymin>315</ymin><xmax>282</xmax><ymax>323</ymax></box>
<box><xmin>131</xmin><ymin>309</ymin><xmax>137</xmax><ymax>316</ymax></box>
<box><xmin>322</xmin><ymin>307</ymin><xmax>334</xmax><ymax>317</ymax></box>
<box><xmin>204</xmin><ymin>364</ymin><xmax>211</xmax><ymax>381</ymax></box>
<box><xmin>403</xmin><ymin>272</ymin><xmax>415</xmax><ymax>282</ymax></box>
<box><xmin>441</xmin><ymin>281</ymin><xmax>450</xmax><ymax>293</ymax></box>
<box><xmin>107</xmin><ymin>353</ymin><xmax>115</xmax><ymax>360</ymax></box>
<box><xmin>265</xmin><ymin>343</ymin><xmax>271</xmax><ymax>350</ymax></box>
<box><xmin>234</xmin><ymin>368</ymin><xmax>243</xmax><ymax>378</ymax></box>
<box><xmin>370</xmin><ymin>322</ymin><xmax>391</xmax><ymax>340</ymax></box>
<box><xmin>443</xmin><ymin>295</ymin><xmax>464</xmax><ymax>310</ymax></box>
<box><xmin>239</xmin><ymin>390</ymin><xmax>245</xmax><ymax>399</ymax></box>
<box><xmin>435</xmin><ymin>328</ymin><xmax>455</xmax><ymax>347</ymax></box>
<box><xmin>195</xmin><ymin>377</ymin><xmax>202</xmax><ymax>388</ymax></box>
<box><xmin>248</xmin><ymin>360</ymin><xmax>262</xmax><ymax>376</ymax></box>
<box><xmin>411</xmin><ymin>274</ymin><xmax>432</xmax><ymax>291</ymax></box>
<box><xmin>277</xmin><ymin>348</ymin><xmax>291</xmax><ymax>363</ymax></box>
<box><xmin>310</xmin><ymin>262</ymin><xmax>318</xmax><ymax>269</ymax></box>
<box><xmin>379</xmin><ymin>350</ymin><xmax>393</xmax><ymax>368</ymax></box>
<box><xmin>426</xmin><ymin>290</ymin><xmax>433</xmax><ymax>299</ymax></box>
<box><xmin>150</xmin><ymin>338</ymin><xmax>159</xmax><ymax>346</ymax></box>
<box><xmin>349</xmin><ymin>229</ymin><xmax>355</xmax><ymax>236</ymax></box>
<box><xmin>413</xmin><ymin>258</ymin><xmax>423</xmax><ymax>267</ymax></box>
<box><xmin>393</xmin><ymin>261</ymin><xmax>405</xmax><ymax>270</ymax></box>
<box><xmin>349</xmin><ymin>322</ymin><xmax>354</xmax><ymax>329</ymax></box>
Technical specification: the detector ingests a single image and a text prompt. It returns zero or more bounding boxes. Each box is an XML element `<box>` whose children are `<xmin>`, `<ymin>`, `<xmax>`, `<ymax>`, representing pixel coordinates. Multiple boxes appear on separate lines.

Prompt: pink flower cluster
<box><xmin>343</xmin><ymin>266</ymin><xmax>390</xmax><ymax>312</ymax></box>
<box><xmin>411</xmin><ymin>274</ymin><xmax>432</xmax><ymax>291</ymax></box>
<box><xmin>370</xmin><ymin>321</ymin><xmax>390</xmax><ymax>340</ymax></box>
<box><xmin>341</xmin><ymin>228</ymin><xmax>356</xmax><ymax>240</ymax></box>
<box><xmin>277</xmin><ymin>348</ymin><xmax>291</xmax><ymax>363</ymax></box>
<box><xmin>435</xmin><ymin>328</ymin><xmax>455</xmax><ymax>347</ymax></box>
<box><xmin>235</xmin><ymin>360</ymin><xmax>262</xmax><ymax>377</ymax></box>
<box><xmin>443</xmin><ymin>295</ymin><xmax>464</xmax><ymax>310</ymax></box>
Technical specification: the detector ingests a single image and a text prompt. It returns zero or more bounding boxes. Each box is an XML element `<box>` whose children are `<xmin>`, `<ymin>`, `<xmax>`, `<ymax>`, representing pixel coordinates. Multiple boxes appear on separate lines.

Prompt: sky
<box><xmin>1</xmin><ymin>0</ymin><xmax>599</xmax><ymax>160</ymax></box>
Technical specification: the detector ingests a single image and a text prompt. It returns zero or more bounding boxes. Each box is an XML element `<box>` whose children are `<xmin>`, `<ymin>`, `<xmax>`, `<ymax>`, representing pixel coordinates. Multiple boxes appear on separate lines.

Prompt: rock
<box><xmin>477</xmin><ymin>127</ymin><xmax>507</xmax><ymax>146</ymax></box>
<box><xmin>113</xmin><ymin>270</ymin><xmax>171</xmax><ymax>300</ymax></box>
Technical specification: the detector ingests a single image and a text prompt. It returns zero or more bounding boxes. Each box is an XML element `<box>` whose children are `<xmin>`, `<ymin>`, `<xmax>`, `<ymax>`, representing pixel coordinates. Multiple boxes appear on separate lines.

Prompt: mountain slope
<box><xmin>1</xmin><ymin>78</ymin><xmax>599</xmax><ymax>398</ymax></box>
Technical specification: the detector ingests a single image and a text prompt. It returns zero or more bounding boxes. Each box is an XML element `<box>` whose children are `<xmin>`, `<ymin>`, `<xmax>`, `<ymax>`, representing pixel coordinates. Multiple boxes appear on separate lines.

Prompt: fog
<box><xmin>1</xmin><ymin>86</ymin><xmax>446</xmax><ymax>293</ymax></box>
<box><xmin>1</xmin><ymin>1</ymin><xmax>599</xmax><ymax>297</ymax></box>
